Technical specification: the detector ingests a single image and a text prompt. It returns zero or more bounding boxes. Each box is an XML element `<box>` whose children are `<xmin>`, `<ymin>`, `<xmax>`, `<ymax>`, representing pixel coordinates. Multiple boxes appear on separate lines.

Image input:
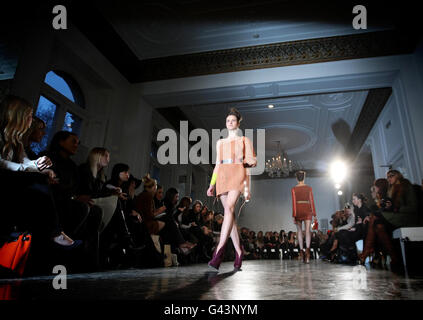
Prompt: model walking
<box><xmin>291</xmin><ymin>170</ymin><xmax>317</xmax><ymax>263</ymax></box>
<box><xmin>206</xmin><ymin>108</ymin><xmax>257</xmax><ymax>271</ymax></box>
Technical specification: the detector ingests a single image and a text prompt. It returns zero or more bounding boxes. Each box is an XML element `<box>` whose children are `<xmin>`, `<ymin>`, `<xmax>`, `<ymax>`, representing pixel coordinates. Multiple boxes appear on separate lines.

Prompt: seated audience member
<box><xmin>213</xmin><ymin>213</ymin><xmax>224</xmax><ymax>244</ymax></box>
<box><xmin>359</xmin><ymin>178</ymin><xmax>403</xmax><ymax>271</ymax></box>
<box><xmin>382</xmin><ymin>170</ymin><xmax>421</xmax><ymax>227</ymax></box>
<box><xmin>175</xmin><ymin>196</ymin><xmax>197</xmax><ymax>243</ymax></box>
<box><xmin>240</xmin><ymin>227</ymin><xmax>250</xmax><ymax>255</ymax></box>
<box><xmin>77</xmin><ymin>147</ymin><xmax>114</xmax><ymax>199</ymax></box>
<box><xmin>329</xmin><ymin>207</ymin><xmax>355</xmax><ymax>253</ymax></box>
<box><xmin>182</xmin><ymin>200</ymin><xmax>204</xmax><ymax>238</ymax></box>
<box><xmin>121</xmin><ymin>174</ymin><xmax>163</xmax><ymax>268</ymax></box>
<box><xmin>0</xmin><ymin>95</ymin><xmax>78</xmax><ymax>248</ymax></box>
<box><xmin>272</xmin><ymin>232</ymin><xmax>280</xmax><ymax>249</ymax></box>
<box><xmin>163</xmin><ymin>187</ymin><xmax>179</xmax><ymax>219</ymax></box>
<box><xmin>45</xmin><ymin>131</ymin><xmax>103</xmax><ymax>267</ymax></box>
<box><xmin>104</xmin><ymin>163</ymin><xmax>141</xmax><ymax>247</ymax></box>
<box><xmin>287</xmin><ymin>231</ymin><xmax>299</xmax><ymax>259</ymax></box>
<box><xmin>199</xmin><ymin>210</ymin><xmax>214</xmax><ymax>231</ymax></box>
<box><xmin>200</xmin><ymin>205</ymin><xmax>208</xmax><ymax>220</ymax></box>
<box><xmin>248</xmin><ymin>230</ymin><xmax>257</xmax><ymax>258</ymax></box>
<box><xmin>310</xmin><ymin>231</ymin><xmax>320</xmax><ymax>259</ymax></box>
<box><xmin>330</xmin><ymin>194</ymin><xmax>371</xmax><ymax>262</ymax></box>
<box><xmin>255</xmin><ymin>231</ymin><xmax>265</xmax><ymax>258</ymax></box>
<box><xmin>135</xmin><ymin>174</ymin><xmax>196</xmax><ymax>254</ymax></box>
<box><xmin>182</xmin><ymin>199</ymin><xmax>214</xmax><ymax>261</ymax></box>
<box><xmin>22</xmin><ymin>116</ymin><xmax>46</xmax><ymax>160</ymax></box>
<box><xmin>153</xmin><ymin>184</ymin><xmax>166</xmax><ymax>217</ymax></box>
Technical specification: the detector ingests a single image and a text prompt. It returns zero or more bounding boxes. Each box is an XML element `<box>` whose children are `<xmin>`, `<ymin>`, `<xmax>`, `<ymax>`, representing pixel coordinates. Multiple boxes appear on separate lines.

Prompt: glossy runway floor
<box><xmin>1</xmin><ymin>259</ymin><xmax>423</xmax><ymax>300</ymax></box>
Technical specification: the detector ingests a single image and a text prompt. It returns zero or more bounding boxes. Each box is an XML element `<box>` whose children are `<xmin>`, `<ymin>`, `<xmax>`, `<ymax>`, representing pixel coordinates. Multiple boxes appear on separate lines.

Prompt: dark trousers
<box><xmin>159</xmin><ymin>215</ymin><xmax>186</xmax><ymax>247</ymax></box>
<box><xmin>335</xmin><ymin>226</ymin><xmax>363</xmax><ymax>248</ymax></box>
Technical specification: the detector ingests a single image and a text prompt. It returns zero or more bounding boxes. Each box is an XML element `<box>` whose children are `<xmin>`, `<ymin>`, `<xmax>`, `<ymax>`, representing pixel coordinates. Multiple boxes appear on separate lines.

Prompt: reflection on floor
<box><xmin>1</xmin><ymin>260</ymin><xmax>423</xmax><ymax>300</ymax></box>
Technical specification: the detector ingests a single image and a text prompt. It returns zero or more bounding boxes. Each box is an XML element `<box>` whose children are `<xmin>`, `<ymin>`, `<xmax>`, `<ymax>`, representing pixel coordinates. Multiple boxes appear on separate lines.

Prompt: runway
<box><xmin>1</xmin><ymin>260</ymin><xmax>423</xmax><ymax>300</ymax></box>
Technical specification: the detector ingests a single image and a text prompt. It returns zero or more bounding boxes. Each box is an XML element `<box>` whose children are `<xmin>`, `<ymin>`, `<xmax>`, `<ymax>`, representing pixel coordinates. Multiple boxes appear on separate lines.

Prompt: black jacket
<box><xmin>77</xmin><ymin>163</ymin><xmax>112</xmax><ymax>198</ymax></box>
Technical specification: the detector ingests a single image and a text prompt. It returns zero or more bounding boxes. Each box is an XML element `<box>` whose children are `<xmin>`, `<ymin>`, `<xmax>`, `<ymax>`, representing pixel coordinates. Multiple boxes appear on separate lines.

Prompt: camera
<box><xmin>380</xmin><ymin>197</ymin><xmax>392</xmax><ymax>209</ymax></box>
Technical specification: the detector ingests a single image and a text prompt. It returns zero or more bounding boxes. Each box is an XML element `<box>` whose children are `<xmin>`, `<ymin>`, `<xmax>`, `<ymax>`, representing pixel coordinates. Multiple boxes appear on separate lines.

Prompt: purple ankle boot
<box><xmin>208</xmin><ymin>246</ymin><xmax>225</xmax><ymax>270</ymax></box>
<box><xmin>234</xmin><ymin>250</ymin><xmax>244</xmax><ymax>270</ymax></box>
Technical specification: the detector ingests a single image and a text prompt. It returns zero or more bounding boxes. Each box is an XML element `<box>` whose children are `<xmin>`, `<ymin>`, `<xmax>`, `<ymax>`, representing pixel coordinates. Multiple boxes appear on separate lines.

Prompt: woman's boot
<box><xmin>234</xmin><ymin>250</ymin><xmax>244</xmax><ymax>270</ymax></box>
<box><xmin>359</xmin><ymin>215</ymin><xmax>376</xmax><ymax>264</ymax></box>
<box><xmin>208</xmin><ymin>245</ymin><xmax>226</xmax><ymax>271</ymax></box>
<box><xmin>305</xmin><ymin>248</ymin><xmax>311</xmax><ymax>264</ymax></box>
<box><xmin>299</xmin><ymin>249</ymin><xmax>304</xmax><ymax>262</ymax></box>
<box><xmin>374</xmin><ymin>224</ymin><xmax>401</xmax><ymax>273</ymax></box>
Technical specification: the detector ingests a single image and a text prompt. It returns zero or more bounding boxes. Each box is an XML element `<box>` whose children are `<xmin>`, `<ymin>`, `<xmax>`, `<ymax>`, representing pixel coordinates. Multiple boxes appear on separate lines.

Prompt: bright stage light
<box><xmin>338</xmin><ymin>190</ymin><xmax>343</xmax><ymax>196</ymax></box>
<box><xmin>330</xmin><ymin>160</ymin><xmax>348</xmax><ymax>183</ymax></box>
<box><xmin>335</xmin><ymin>183</ymin><xmax>341</xmax><ymax>189</ymax></box>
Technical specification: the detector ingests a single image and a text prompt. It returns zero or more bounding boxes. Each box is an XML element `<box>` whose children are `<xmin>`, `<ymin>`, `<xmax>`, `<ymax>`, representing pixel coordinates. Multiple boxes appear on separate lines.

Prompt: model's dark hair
<box><xmin>295</xmin><ymin>170</ymin><xmax>306</xmax><ymax>182</ymax></box>
<box><xmin>227</xmin><ymin>107</ymin><xmax>242</xmax><ymax>123</ymax></box>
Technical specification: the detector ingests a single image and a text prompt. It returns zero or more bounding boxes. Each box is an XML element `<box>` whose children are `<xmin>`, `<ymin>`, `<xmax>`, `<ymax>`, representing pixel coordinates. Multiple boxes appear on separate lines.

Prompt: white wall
<box><xmin>238</xmin><ymin>177</ymin><xmax>338</xmax><ymax>233</ymax></box>
<box><xmin>366</xmin><ymin>58</ymin><xmax>423</xmax><ymax>185</ymax></box>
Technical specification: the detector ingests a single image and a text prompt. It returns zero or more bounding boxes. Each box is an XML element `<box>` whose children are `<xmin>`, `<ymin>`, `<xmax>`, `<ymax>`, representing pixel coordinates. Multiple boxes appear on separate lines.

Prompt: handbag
<box><xmin>0</xmin><ymin>231</ymin><xmax>32</xmax><ymax>276</ymax></box>
<box><xmin>312</xmin><ymin>218</ymin><xmax>319</xmax><ymax>230</ymax></box>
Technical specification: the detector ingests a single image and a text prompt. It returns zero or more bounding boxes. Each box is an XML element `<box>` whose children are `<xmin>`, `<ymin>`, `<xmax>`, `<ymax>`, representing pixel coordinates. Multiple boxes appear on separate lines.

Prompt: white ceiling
<box><xmin>98</xmin><ymin>0</ymin><xmax>391</xmax><ymax>60</ymax></box>
<box><xmin>177</xmin><ymin>90</ymin><xmax>369</xmax><ymax>171</ymax></box>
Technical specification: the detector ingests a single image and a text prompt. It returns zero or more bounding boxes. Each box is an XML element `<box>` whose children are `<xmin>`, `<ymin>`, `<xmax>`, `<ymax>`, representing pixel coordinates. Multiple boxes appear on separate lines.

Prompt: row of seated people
<box><xmin>237</xmin><ymin>228</ymin><xmax>322</xmax><ymax>260</ymax></box>
<box><xmin>0</xmin><ymin>95</ymin><xmax>223</xmax><ymax>275</ymax></box>
<box><xmin>319</xmin><ymin>174</ymin><xmax>423</xmax><ymax>272</ymax></box>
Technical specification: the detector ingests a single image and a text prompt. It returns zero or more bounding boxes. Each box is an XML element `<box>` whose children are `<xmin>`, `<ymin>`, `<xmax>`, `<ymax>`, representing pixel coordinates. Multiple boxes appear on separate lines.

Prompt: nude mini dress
<box><xmin>215</xmin><ymin>136</ymin><xmax>256</xmax><ymax>197</ymax></box>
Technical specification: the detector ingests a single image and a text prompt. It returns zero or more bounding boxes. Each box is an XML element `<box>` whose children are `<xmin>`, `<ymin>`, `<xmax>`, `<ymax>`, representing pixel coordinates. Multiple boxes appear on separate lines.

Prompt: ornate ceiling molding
<box><xmin>260</xmin><ymin>124</ymin><xmax>318</xmax><ymax>155</ymax></box>
<box><xmin>69</xmin><ymin>1</ymin><xmax>417</xmax><ymax>85</ymax></box>
<box><xmin>136</xmin><ymin>30</ymin><xmax>415</xmax><ymax>82</ymax></box>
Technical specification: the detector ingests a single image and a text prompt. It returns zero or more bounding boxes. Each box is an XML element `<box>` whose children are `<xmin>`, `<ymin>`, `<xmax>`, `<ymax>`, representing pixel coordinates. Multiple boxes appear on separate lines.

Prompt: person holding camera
<box><xmin>359</xmin><ymin>178</ymin><xmax>401</xmax><ymax>270</ymax></box>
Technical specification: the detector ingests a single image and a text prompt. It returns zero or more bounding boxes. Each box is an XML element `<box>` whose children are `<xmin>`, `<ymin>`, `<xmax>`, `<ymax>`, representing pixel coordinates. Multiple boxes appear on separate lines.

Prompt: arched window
<box><xmin>33</xmin><ymin>71</ymin><xmax>86</xmax><ymax>154</ymax></box>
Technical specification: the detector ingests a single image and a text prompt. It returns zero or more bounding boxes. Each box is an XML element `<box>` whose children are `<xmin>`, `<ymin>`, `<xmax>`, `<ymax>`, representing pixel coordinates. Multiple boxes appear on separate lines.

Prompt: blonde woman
<box><xmin>0</xmin><ymin>95</ymin><xmax>54</xmax><ymax>177</ymax></box>
<box><xmin>206</xmin><ymin>107</ymin><xmax>257</xmax><ymax>271</ymax></box>
<box><xmin>22</xmin><ymin>116</ymin><xmax>46</xmax><ymax>160</ymax></box>
<box><xmin>77</xmin><ymin>147</ymin><xmax>114</xmax><ymax>202</ymax></box>
<box><xmin>0</xmin><ymin>95</ymin><xmax>79</xmax><ymax>247</ymax></box>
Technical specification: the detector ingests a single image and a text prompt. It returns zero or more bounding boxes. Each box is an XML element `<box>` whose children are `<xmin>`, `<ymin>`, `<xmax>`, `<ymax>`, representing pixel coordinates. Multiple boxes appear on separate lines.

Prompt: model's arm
<box><xmin>291</xmin><ymin>188</ymin><xmax>297</xmax><ymax>217</ymax></box>
<box><xmin>309</xmin><ymin>187</ymin><xmax>317</xmax><ymax>217</ymax></box>
<box><xmin>243</xmin><ymin>137</ymin><xmax>257</xmax><ymax>167</ymax></box>
<box><xmin>208</xmin><ymin>140</ymin><xmax>221</xmax><ymax>191</ymax></box>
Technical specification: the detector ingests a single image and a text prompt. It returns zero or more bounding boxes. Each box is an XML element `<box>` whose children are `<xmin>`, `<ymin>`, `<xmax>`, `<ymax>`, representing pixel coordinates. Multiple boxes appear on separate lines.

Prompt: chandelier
<box><xmin>265</xmin><ymin>141</ymin><xmax>298</xmax><ymax>178</ymax></box>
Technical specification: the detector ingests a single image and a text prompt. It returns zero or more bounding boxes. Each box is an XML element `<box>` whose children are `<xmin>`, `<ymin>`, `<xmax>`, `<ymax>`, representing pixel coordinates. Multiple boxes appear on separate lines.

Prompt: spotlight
<box><xmin>268</xmin><ymin>104</ymin><xmax>274</xmax><ymax>109</ymax></box>
<box><xmin>338</xmin><ymin>190</ymin><xmax>343</xmax><ymax>196</ymax></box>
<box><xmin>330</xmin><ymin>160</ymin><xmax>348</xmax><ymax>183</ymax></box>
<box><xmin>335</xmin><ymin>183</ymin><xmax>341</xmax><ymax>189</ymax></box>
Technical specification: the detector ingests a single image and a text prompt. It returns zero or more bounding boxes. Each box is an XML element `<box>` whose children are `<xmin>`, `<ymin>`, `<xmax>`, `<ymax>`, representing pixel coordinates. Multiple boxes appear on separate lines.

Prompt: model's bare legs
<box><xmin>215</xmin><ymin>190</ymin><xmax>241</xmax><ymax>255</ymax></box>
<box><xmin>304</xmin><ymin>220</ymin><xmax>312</xmax><ymax>248</ymax></box>
<box><xmin>296</xmin><ymin>221</ymin><xmax>304</xmax><ymax>251</ymax></box>
<box><xmin>230</xmin><ymin>220</ymin><xmax>242</xmax><ymax>257</ymax></box>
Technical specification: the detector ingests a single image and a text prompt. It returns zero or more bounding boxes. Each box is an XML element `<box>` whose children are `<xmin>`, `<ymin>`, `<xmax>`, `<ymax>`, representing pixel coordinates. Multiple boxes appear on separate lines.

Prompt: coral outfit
<box><xmin>215</xmin><ymin>136</ymin><xmax>256</xmax><ymax>197</ymax></box>
<box><xmin>291</xmin><ymin>184</ymin><xmax>316</xmax><ymax>221</ymax></box>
